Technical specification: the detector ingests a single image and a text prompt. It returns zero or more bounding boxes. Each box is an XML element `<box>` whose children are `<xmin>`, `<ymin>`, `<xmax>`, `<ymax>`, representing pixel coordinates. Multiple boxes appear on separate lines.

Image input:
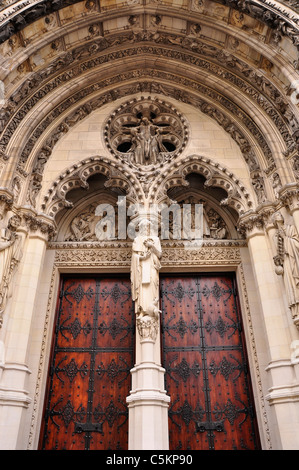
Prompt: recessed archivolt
<box><xmin>17</xmin><ymin>83</ymin><xmax>270</xmax><ymax>212</ymax></box>
<box><xmin>1</xmin><ymin>33</ymin><xmax>296</xmax><ymax>135</ymax></box>
<box><xmin>10</xmin><ymin>73</ymin><xmax>288</xmax><ymax>210</ymax></box>
<box><xmin>0</xmin><ymin>27</ymin><xmax>297</xmax><ymax>162</ymax></box>
<box><xmin>4</xmin><ymin>71</ymin><xmax>283</xmax><ymax>176</ymax></box>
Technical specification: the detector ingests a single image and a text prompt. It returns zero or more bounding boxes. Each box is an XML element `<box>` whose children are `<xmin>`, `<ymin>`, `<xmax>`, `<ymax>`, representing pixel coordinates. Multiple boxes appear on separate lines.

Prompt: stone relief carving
<box><xmin>271</xmin><ymin>172</ymin><xmax>282</xmax><ymax>198</ymax></box>
<box><xmin>65</xmin><ymin>201</ymin><xmax>124</xmax><ymax>242</ymax></box>
<box><xmin>293</xmin><ymin>155</ymin><xmax>299</xmax><ymax>181</ymax></box>
<box><xmin>61</xmin><ymin>193</ymin><xmax>231</xmax><ymax>242</ymax></box>
<box><xmin>273</xmin><ymin>212</ymin><xmax>299</xmax><ymax>329</ymax></box>
<box><xmin>251</xmin><ymin>172</ymin><xmax>267</xmax><ymax>205</ymax></box>
<box><xmin>0</xmin><ymin>214</ymin><xmax>24</xmax><ymax>326</ymax></box>
<box><xmin>104</xmin><ymin>97</ymin><xmax>188</xmax><ymax>168</ymax></box>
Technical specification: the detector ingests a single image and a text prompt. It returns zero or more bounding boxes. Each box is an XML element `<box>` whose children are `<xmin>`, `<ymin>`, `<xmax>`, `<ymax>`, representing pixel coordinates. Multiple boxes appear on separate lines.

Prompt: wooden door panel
<box><xmin>161</xmin><ymin>274</ymin><xmax>260</xmax><ymax>451</ymax></box>
<box><xmin>39</xmin><ymin>276</ymin><xmax>134</xmax><ymax>451</ymax></box>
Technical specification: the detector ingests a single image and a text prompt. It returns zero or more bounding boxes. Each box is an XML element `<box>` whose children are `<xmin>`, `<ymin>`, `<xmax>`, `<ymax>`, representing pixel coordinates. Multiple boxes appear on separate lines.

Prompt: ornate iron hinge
<box><xmin>74</xmin><ymin>422</ymin><xmax>102</xmax><ymax>434</ymax></box>
<box><xmin>196</xmin><ymin>421</ymin><xmax>224</xmax><ymax>433</ymax></box>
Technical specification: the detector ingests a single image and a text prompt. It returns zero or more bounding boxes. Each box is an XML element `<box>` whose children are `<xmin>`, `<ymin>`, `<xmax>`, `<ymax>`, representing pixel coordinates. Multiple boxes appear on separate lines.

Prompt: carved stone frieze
<box><xmin>51</xmin><ymin>241</ymin><xmax>243</xmax><ymax>267</ymax></box>
<box><xmin>0</xmin><ymin>0</ymin><xmax>297</xmax><ymax>53</ymax></box>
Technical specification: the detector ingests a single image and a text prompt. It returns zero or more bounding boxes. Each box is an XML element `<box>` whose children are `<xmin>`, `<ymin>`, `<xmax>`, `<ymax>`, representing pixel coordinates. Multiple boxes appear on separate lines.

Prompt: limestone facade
<box><xmin>0</xmin><ymin>0</ymin><xmax>298</xmax><ymax>450</ymax></box>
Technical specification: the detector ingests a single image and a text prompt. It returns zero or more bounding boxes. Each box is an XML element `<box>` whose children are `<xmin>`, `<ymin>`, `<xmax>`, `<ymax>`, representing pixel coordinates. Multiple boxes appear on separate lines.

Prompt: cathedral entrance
<box><xmin>39</xmin><ymin>272</ymin><xmax>260</xmax><ymax>450</ymax></box>
<box><xmin>160</xmin><ymin>274</ymin><xmax>261</xmax><ymax>450</ymax></box>
<box><xmin>39</xmin><ymin>276</ymin><xmax>134</xmax><ymax>450</ymax></box>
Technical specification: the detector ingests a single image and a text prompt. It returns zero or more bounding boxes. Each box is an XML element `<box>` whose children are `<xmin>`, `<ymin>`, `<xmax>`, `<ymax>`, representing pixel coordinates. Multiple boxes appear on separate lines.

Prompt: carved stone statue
<box><xmin>131</xmin><ymin>219</ymin><xmax>162</xmax><ymax>341</ymax></box>
<box><xmin>0</xmin><ymin>215</ymin><xmax>24</xmax><ymax>326</ymax></box>
<box><xmin>128</xmin><ymin>117</ymin><xmax>168</xmax><ymax>165</ymax></box>
<box><xmin>273</xmin><ymin>213</ymin><xmax>299</xmax><ymax>327</ymax></box>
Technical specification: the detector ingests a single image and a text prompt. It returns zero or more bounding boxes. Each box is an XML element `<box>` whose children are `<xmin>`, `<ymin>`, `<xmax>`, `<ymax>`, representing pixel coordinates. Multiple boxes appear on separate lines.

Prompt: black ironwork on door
<box><xmin>39</xmin><ymin>276</ymin><xmax>134</xmax><ymax>450</ymax></box>
<box><xmin>160</xmin><ymin>274</ymin><xmax>261</xmax><ymax>450</ymax></box>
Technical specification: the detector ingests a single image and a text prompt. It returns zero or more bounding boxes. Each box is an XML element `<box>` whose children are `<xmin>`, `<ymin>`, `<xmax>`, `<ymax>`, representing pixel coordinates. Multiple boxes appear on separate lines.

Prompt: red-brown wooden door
<box><xmin>161</xmin><ymin>274</ymin><xmax>261</xmax><ymax>450</ymax></box>
<box><xmin>39</xmin><ymin>276</ymin><xmax>134</xmax><ymax>450</ymax></box>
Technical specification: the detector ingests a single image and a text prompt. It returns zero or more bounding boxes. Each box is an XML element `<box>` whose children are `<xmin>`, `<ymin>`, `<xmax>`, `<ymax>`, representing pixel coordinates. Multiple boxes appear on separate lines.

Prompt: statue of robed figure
<box><xmin>131</xmin><ymin>219</ymin><xmax>162</xmax><ymax>340</ymax></box>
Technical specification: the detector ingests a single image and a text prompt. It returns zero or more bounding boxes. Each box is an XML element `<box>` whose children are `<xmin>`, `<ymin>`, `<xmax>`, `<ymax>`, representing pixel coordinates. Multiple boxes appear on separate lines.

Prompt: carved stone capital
<box><xmin>22</xmin><ymin>212</ymin><xmax>56</xmax><ymax>241</ymax></box>
<box><xmin>237</xmin><ymin>212</ymin><xmax>265</xmax><ymax>238</ymax></box>
<box><xmin>0</xmin><ymin>190</ymin><xmax>14</xmax><ymax>220</ymax></box>
<box><xmin>278</xmin><ymin>184</ymin><xmax>299</xmax><ymax>212</ymax></box>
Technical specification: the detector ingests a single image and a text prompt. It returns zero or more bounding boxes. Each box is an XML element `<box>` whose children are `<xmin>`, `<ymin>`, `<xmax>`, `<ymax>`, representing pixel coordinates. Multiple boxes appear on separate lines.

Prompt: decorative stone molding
<box><xmin>278</xmin><ymin>184</ymin><xmax>299</xmax><ymax>212</ymax></box>
<box><xmin>0</xmin><ymin>0</ymin><xmax>297</xmax><ymax>52</ymax></box>
<box><xmin>154</xmin><ymin>154</ymin><xmax>254</xmax><ymax>214</ymax></box>
<box><xmin>0</xmin><ymin>0</ymin><xmax>89</xmax><ymax>44</ymax></box>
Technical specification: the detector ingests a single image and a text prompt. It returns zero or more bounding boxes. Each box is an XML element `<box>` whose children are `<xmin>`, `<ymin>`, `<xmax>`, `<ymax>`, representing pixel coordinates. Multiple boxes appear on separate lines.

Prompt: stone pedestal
<box><xmin>127</xmin><ymin>338</ymin><xmax>170</xmax><ymax>450</ymax></box>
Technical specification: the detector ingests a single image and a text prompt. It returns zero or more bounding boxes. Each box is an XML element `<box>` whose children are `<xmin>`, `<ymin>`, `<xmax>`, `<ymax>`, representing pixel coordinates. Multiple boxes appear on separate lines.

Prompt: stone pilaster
<box><xmin>0</xmin><ymin>213</ymin><xmax>54</xmax><ymax>450</ymax></box>
<box><xmin>241</xmin><ymin>214</ymin><xmax>299</xmax><ymax>449</ymax></box>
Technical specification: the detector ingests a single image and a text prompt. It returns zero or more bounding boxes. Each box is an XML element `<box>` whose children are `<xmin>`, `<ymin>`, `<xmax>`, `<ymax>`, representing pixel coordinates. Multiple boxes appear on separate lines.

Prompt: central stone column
<box><xmin>126</xmin><ymin>218</ymin><xmax>170</xmax><ymax>450</ymax></box>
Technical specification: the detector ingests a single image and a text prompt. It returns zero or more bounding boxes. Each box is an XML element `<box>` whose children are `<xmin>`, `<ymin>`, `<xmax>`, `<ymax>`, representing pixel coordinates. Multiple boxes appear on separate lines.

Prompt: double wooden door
<box><xmin>40</xmin><ymin>273</ymin><xmax>260</xmax><ymax>450</ymax></box>
<box><xmin>160</xmin><ymin>274</ymin><xmax>260</xmax><ymax>450</ymax></box>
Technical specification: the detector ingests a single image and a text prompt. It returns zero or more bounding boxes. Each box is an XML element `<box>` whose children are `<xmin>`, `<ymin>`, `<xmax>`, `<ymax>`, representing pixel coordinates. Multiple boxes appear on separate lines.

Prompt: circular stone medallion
<box><xmin>104</xmin><ymin>97</ymin><xmax>189</xmax><ymax>170</ymax></box>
